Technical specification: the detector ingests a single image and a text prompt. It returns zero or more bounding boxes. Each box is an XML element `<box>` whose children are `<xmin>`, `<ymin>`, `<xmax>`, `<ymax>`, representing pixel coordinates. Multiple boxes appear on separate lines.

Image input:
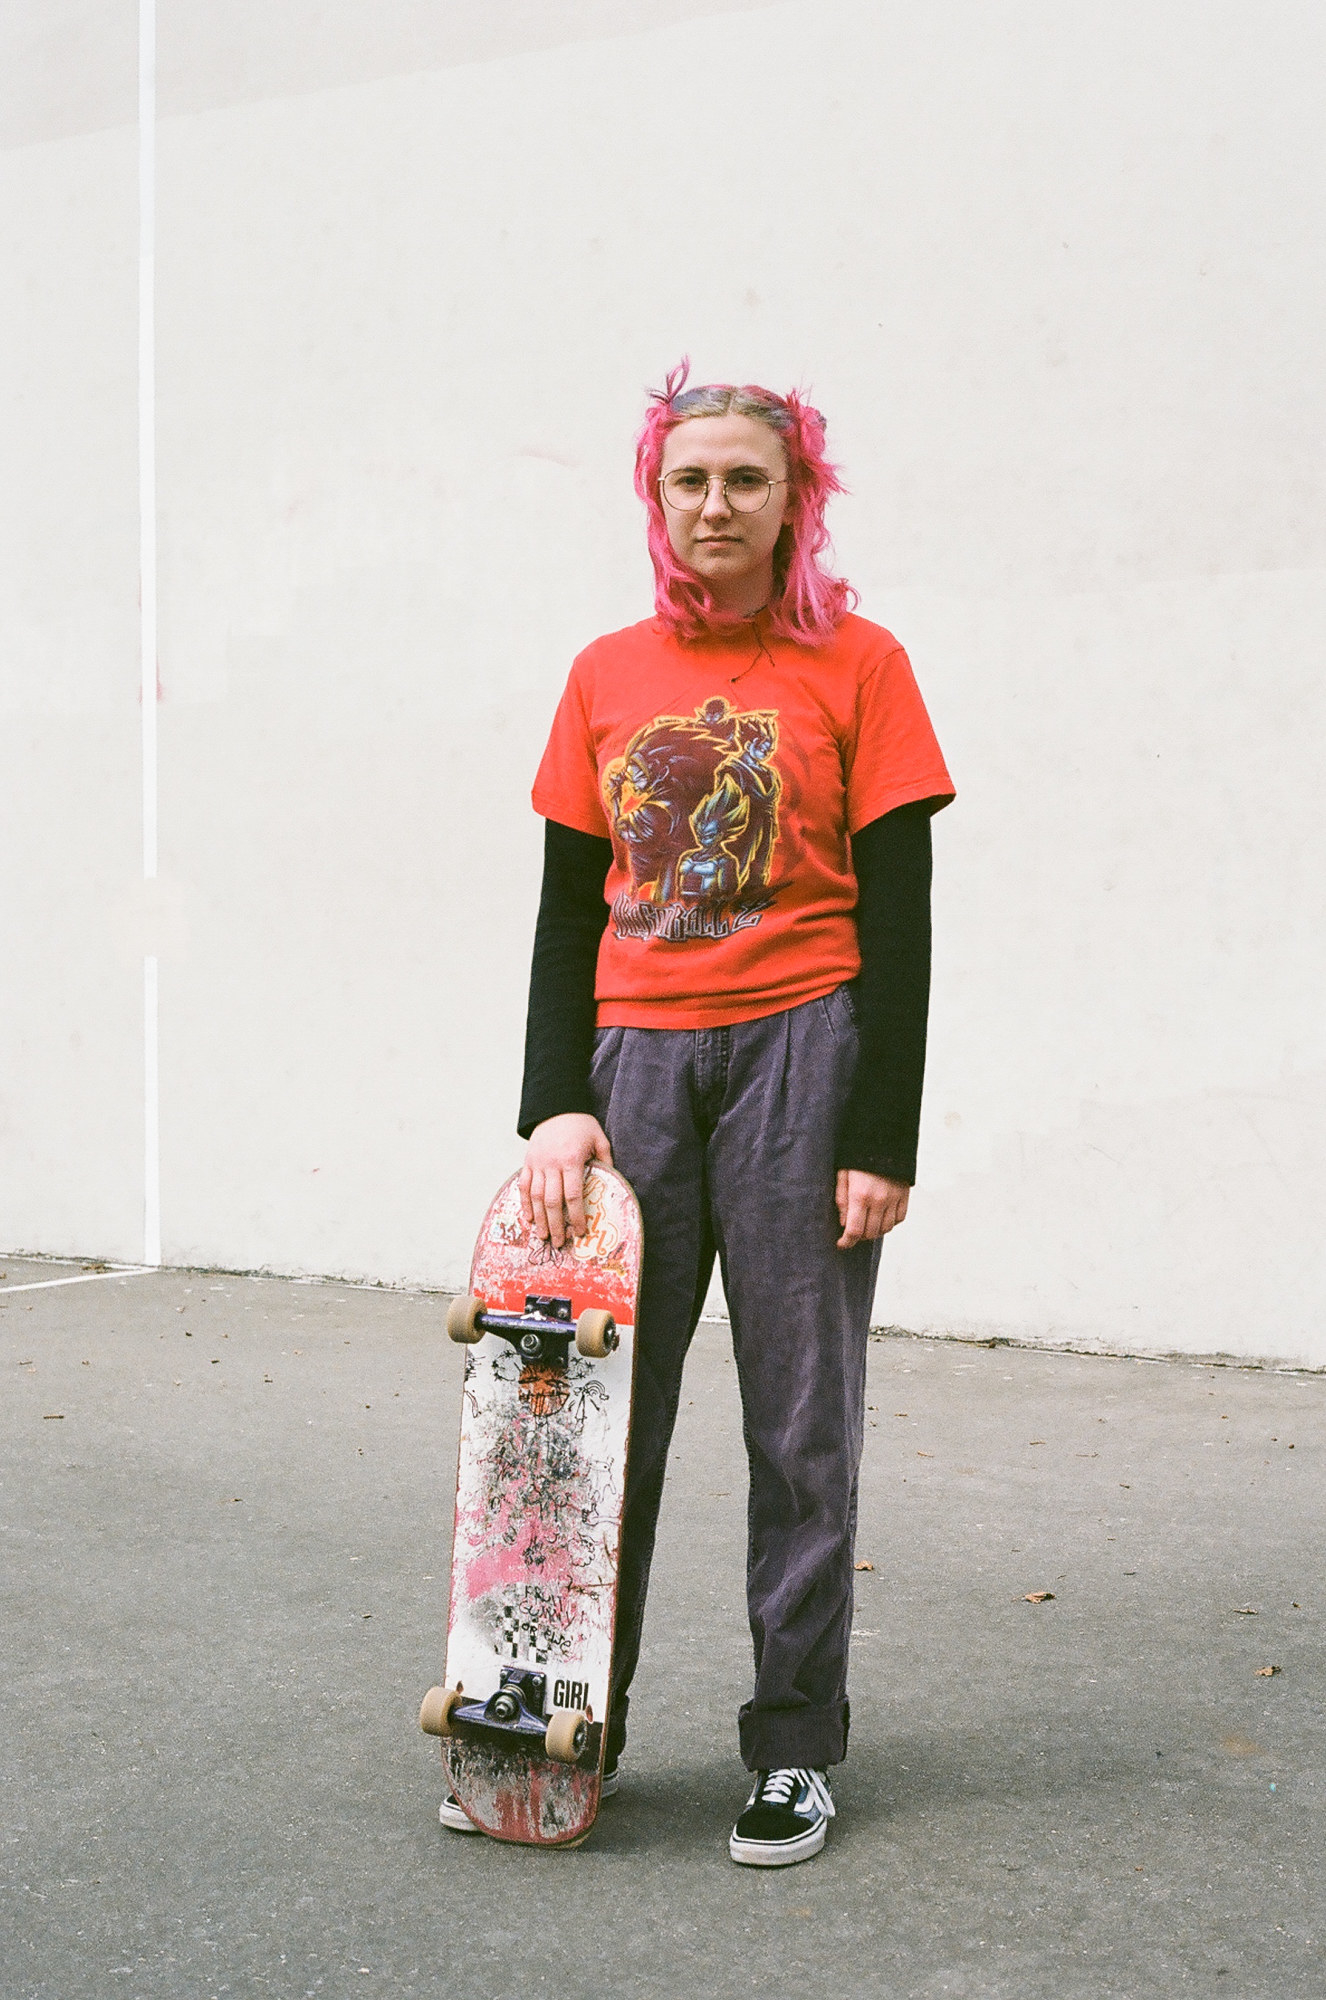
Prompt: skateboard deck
<box><xmin>421</xmin><ymin>1163</ymin><xmax>640</xmax><ymax>1846</ymax></box>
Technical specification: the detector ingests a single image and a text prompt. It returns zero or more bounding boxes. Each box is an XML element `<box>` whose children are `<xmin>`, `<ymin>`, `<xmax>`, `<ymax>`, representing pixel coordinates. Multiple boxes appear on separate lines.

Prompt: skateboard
<box><xmin>420</xmin><ymin>1162</ymin><xmax>641</xmax><ymax>1846</ymax></box>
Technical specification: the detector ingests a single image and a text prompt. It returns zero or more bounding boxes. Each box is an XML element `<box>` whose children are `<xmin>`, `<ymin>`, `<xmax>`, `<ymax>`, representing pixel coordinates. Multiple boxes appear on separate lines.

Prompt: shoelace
<box><xmin>754</xmin><ymin>1767</ymin><xmax>835</xmax><ymax>1817</ymax></box>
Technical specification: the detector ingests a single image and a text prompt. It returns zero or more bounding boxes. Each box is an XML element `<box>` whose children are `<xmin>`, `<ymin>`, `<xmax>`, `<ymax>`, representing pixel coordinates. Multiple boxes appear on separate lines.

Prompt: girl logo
<box><xmin>551</xmin><ymin>1678</ymin><xmax>590</xmax><ymax>1713</ymax></box>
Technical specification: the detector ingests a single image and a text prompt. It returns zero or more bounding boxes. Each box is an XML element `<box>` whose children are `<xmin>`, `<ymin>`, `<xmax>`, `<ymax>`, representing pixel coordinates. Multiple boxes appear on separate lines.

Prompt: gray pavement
<box><xmin>3</xmin><ymin>1257</ymin><xmax>1323</xmax><ymax>1999</ymax></box>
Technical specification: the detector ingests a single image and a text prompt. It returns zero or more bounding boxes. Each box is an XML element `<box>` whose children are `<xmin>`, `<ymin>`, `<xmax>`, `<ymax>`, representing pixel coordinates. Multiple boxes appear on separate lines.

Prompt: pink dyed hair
<box><xmin>633</xmin><ymin>359</ymin><xmax>857</xmax><ymax>646</ymax></box>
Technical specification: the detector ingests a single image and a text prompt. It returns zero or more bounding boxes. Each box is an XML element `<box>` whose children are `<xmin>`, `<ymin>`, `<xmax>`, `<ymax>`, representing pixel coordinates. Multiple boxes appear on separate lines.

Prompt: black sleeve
<box><xmin>835</xmin><ymin>799</ymin><xmax>938</xmax><ymax>1185</ymax></box>
<box><xmin>516</xmin><ymin>820</ymin><xmax>614</xmax><ymax>1140</ymax></box>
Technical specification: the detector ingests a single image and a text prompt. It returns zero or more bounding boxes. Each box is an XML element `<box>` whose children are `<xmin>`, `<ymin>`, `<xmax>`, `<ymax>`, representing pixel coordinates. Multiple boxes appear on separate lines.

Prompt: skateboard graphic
<box><xmin>420</xmin><ymin>1163</ymin><xmax>641</xmax><ymax>1846</ymax></box>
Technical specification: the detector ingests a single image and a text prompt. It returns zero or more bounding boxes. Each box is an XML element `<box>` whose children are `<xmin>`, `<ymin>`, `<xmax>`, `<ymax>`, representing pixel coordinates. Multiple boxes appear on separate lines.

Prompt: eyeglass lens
<box><xmin>661</xmin><ymin>469</ymin><xmax>774</xmax><ymax>512</ymax></box>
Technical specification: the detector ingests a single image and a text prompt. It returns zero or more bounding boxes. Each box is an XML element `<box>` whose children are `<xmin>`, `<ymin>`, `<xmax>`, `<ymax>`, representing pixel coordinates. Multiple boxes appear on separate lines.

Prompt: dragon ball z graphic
<box><xmin>602</xmin><ymin>698</ymin><xmax>782</xmax><ymax>942</ymax></box>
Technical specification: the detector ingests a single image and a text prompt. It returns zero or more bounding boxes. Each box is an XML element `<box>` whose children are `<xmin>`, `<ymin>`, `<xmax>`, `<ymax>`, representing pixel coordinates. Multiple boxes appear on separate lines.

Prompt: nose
<box><xmin>699</xmin><ymin>475</ymin><xmax>733</xmax><ymax>522</ymax></box>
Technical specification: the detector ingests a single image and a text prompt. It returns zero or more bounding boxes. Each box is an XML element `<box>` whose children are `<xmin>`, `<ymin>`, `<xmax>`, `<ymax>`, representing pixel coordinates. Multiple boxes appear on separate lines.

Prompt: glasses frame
<box><xmin>657</xmin><ymin>469</ymin><xmax>789</xmax><ymax>515</ymax></box>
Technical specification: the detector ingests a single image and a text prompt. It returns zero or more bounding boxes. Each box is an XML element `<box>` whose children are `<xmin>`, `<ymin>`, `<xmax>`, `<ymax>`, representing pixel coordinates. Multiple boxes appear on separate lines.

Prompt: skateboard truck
<box><xmin>447</xmin><ymin>1292</ymin><xmax>618</xmax><ymax>1361</ymax></box>
<box><xmin>420</xmin><ymin>1668</ymin><xmax>596</xmax><ymax>1765</ymax></box>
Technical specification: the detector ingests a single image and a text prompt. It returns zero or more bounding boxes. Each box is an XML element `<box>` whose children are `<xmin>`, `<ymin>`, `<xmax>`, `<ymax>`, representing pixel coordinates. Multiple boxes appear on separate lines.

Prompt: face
<box><xmin>658</xmin><ymin>413</ymin><xmax>792</xmax><ymax>612</ymax></box>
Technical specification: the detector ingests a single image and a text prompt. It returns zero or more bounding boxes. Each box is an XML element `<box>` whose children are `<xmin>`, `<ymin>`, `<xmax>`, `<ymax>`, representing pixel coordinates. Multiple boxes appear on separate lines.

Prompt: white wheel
<box><xmin>575</xmin><ymin>1308</ymin><xmax>616</xmax><ymax>1358</ymax></box>
<box><xmin>544</xmin><ymin>1708</ymin><xmax>588</xmax><ymax>1762</ymax></box>
<box><xmin>447</xmin><ymin>1295</ymin><xmax>486</xmax><ymax>1344</ymax></box>
<box><xmin>419</xmin><ymin>1685</ymin><xmax>463</xmax><ymax>1736</ymax></box>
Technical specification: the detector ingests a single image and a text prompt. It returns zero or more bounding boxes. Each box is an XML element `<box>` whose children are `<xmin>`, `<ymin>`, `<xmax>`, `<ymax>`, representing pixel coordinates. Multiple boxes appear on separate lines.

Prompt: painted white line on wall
<box><xmin>140</xmin><ymin>2</ymin><xmax>161</xmax><ymax>1269</ymax></box>
<box><xmin>0</xmin><ymin>1269</ymin><xmax>155</xmax><ymax>1297</ymax></box>
<box><xmin>139</xmin><ymin>0</ymin><xmax>157</xmax><ymax>880</ymax></box>
<box><xmin>144</xmin><ymin>954</ymin><xmax>161</xmax><ymax>1267</ymax></box>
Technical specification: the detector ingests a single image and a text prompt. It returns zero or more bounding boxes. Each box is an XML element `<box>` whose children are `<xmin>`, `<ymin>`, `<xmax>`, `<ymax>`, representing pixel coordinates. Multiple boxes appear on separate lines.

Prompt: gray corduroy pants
<box><xmin>591</xmin><ymin>984</ymin><xmax>882</xmax><ymax>1772</ymax></box>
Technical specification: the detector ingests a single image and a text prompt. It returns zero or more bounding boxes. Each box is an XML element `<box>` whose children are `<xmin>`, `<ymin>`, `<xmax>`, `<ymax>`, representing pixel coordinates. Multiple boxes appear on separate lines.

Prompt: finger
<box><xmin>835</xmin><ymin>1169</ymin><xmax>850</xmax><ymax>1230</ymax></box>
<box><xmin>518</xmin><ymin>1165</ymin><xmax>534</xmax><ymax>1228</ymax></box>
<box><xmin>564</xmin><ymin>1165</ymin><xmax>590</xmax><ymax>1240</ymax></box>
<box><xmin>529</xmin><ymin>1177</ymin><xmax>551</xmax><ymax>1244</ymax></box>
<box><xmin>837</xmin><ymin>1190</ymin><xmax>868</xmax><ymax>1250</ymax></box>
<box><xmin>593</xmin><ymin>1129</ymin><xmax>614</xmax><ymax>1167</ymax></box>
<box><xmin>875</xmin><ymin>1192</ymin><xmax>908</xmax><ymax>1236</ymax></box>
<box><xmin>544</xmin><ymin>1169</ymin><xmax>568</xmax><ymax>1250</ymax></box>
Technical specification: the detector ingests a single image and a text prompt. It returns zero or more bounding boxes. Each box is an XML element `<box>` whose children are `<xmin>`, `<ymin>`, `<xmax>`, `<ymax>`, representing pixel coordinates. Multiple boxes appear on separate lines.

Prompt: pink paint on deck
<box><xmin>461</xmin><ymin>1512</ymin><xmax>577</xmax><ymax>1605</ymax></box>
<box><xmin>471</xmin><ymin>1176</ymin><xmax>640</xmax><ymax>1322</ymax></box>
<box><xmin>447</xmin><ymin>1743</ymin><xmax>599</xmax><ymax>1846</ymax></box>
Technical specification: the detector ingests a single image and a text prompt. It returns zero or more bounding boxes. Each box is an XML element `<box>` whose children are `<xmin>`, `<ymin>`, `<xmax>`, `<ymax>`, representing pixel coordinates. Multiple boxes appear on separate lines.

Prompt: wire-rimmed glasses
<box><xmin>658</xmin><ymin>468</ymin><xmax>787</xmax><ymax>514</ymax></box>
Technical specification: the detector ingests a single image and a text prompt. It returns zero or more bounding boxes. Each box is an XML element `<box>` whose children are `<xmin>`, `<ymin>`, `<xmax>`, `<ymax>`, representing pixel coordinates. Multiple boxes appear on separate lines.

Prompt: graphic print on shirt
<box><xmin>601</xmin><ymin>697</ymin><xmax>782</xmax><ymax>942</ymax></box>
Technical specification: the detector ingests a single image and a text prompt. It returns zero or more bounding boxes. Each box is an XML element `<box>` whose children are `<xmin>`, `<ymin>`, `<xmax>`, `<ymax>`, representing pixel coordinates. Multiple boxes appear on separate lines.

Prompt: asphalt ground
<box><xmin>3</xmin><ymin>1257</ymin><xmax>1324</xmax><ymax>1999</ymax></box>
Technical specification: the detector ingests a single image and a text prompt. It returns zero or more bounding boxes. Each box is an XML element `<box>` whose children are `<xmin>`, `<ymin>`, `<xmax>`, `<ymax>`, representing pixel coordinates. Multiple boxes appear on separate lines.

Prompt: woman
<box><xmin>445</xmin><ymin>363</ymin><xmax>953</xmax><ymax>1865</ymax></box>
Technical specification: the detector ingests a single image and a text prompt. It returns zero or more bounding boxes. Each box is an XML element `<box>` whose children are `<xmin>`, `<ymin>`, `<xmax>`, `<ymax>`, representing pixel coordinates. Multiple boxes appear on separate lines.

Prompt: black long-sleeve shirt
<box><xmin>518</xmin><ymin>798</ymin><xmax>939</xmax><ymax>1183</ymax></box>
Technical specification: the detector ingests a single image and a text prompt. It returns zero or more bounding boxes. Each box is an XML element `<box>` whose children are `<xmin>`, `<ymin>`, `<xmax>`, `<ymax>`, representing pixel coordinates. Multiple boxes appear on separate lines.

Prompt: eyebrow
<box><xmin>668</xmin><ymin>461</ymin><xmax>771</xmax><ymax>475</ymax></box>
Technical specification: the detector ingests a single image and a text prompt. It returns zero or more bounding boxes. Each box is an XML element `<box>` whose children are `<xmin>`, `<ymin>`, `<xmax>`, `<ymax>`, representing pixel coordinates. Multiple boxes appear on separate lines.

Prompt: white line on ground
<box><xmin>0</xmin><ymin>1269</ymin><xmax>154</xmax><ymax>1297</ymax></box>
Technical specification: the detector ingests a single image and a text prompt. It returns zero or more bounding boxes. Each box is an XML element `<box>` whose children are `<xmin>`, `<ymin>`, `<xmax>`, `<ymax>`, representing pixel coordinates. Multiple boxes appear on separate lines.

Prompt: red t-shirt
<box><xmin>531</xmin><ymin>611</ymin><xmax>954</xmax><ymax>1029</ymax></box>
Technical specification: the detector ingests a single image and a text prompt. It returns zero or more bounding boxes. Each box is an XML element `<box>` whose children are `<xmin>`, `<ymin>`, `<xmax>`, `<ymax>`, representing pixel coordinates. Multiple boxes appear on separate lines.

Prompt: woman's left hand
<box><xmin>835</xmin><ymin>1169</ymin><xmax>910</xmax><ymax>1249</ymax></box>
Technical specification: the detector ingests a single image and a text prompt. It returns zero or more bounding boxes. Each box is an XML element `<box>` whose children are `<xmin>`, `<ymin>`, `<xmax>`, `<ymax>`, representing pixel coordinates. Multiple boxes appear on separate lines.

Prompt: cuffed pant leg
<box><xmin>590</xmin><ymin>1025</ymin><xmax>713</xmax><ymax>1767</ymax></box>
<box><xmin>707</xmin><ymin>988</ymin><xmax>881</xmax><ymax>1771</ymax></box>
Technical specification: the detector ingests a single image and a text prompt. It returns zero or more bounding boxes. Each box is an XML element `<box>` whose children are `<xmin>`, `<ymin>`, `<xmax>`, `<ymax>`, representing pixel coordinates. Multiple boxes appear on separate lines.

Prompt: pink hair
<box><xmin>633</xmin><ymin>358</ymin><xmax>857</xmax><ymax>647</ymax></box>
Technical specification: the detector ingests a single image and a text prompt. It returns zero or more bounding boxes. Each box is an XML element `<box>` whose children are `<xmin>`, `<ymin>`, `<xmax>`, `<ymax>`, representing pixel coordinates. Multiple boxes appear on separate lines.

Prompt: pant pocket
<box><xmin>589</xmin><ymin>1025</ymin><xmax>626</xmax><ymax>1112</ymax></box>
<box><xmin>817</xmin><ymin>985</ymin><xmax>859</xmax><ymax>1048</ymax></box>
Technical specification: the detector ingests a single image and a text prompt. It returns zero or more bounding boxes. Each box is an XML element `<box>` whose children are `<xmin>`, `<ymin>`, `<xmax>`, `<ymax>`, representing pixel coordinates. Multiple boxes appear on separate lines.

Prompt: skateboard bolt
<box><xmin>491</xmin><ymin>1690</ymin><xmax>521</xmax><ymax>1722</ymax></box>
<box><xmin>519</xmin><ymin>1333</ymin><xmax>543</xmax><ymax>1357</ymax></box>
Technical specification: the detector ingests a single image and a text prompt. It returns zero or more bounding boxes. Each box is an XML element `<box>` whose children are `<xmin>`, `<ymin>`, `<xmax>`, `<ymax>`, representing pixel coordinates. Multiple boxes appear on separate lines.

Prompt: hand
<box><xmin>835</xmin><ymin>1168</ymin><xmax>910</xmax><ymax>1250</ymax></box>
<box><xmin>520</xmin><ymin>1114</ymin><xmax>613</xmax><ymax>1249</ymax></box>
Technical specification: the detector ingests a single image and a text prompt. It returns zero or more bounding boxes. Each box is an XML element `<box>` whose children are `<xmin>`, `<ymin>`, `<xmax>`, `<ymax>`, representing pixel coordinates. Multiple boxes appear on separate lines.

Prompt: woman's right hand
<box><xmin>519</xmin><ymin>1114</ymin><xmax>614</xmax><ymax>1249</ymax></box>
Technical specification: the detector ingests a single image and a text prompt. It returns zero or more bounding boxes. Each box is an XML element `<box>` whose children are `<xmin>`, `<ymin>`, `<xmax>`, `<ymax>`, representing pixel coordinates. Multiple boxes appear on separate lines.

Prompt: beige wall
<box><xmin>0</xmin><ymin>83</ymin><xmax>142</xmax><ymax>1258</ymax></box>
<box><xmin>3</xmin><ymin>3</ymin><xmax>1324</xmax><ymax>1361</ymax></box>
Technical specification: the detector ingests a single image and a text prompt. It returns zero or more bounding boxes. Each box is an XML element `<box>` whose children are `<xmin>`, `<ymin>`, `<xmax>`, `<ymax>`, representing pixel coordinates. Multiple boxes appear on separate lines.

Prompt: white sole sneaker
<box><xmin>728</xmin><ymin>1767</ymin><xmax>834</xmax><ymax>1867</ymax></box>
<box><xmin>438</xmin><ymin>1792</ymin><xmax>482</xmax><ymax>1833</ymax></box>
<box><xmin>729</xmin><ymin>1816</ymin><xmax>828</xmax><ymax>1867</ymax></box>
<box><xmin>439</xmin><ymin>1764</ymin><xmax>619</xmax><ymax>1833</ymax></box>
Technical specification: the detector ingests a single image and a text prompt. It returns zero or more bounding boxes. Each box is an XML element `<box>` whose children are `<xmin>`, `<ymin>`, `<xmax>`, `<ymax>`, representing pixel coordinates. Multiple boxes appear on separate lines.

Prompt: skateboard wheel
<box><xmin>447</xmin><ymin>1295</ymin><xmax>486</xmax><ymax>1344</ymax></box>
<box><xmin>419</xmin><ymin>1685</ymin><xmax>463</xmax><ymax>1737</ymax></box>
<box><xmin>575</xmin><ymin>1308</ymin><xmax>616</xmax><ymax>1358</ymax></box>
<box><xmin>544</xmin><ymin>1708</ymin><xmax>588</xmax><ymax>1763</ymax></box>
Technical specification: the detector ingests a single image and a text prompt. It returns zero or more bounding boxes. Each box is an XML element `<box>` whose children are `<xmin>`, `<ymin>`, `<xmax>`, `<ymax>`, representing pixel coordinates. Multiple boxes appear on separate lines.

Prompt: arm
<box><xmin>516</xmin><ymin>820</ymin><xmax>615</xmax><ymax>1246</ymax></box>
<box><xmin>834</xmin><ymin>798</ymin><xmax>936</xmax><ymax>1248</ymax></box>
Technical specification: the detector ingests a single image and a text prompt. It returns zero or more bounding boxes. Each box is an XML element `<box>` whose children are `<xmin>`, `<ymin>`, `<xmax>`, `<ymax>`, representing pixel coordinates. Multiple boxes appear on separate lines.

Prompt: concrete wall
<box><xmin>3</xmin><ymin>2</ymin><xmax>1324</xmax><ymax>1362</ymax></box>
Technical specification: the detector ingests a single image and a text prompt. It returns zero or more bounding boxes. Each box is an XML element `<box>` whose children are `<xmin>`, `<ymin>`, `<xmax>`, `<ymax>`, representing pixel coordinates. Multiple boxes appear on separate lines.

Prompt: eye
<box><xmin>727</xmin><ymin>469</ymin><xmax>768</xmax><ymax>493</ymax></box>
<box><xmin>668</xmin><ymin>470</ymin><xmax>708</xmax><ymax>494</ymax></box>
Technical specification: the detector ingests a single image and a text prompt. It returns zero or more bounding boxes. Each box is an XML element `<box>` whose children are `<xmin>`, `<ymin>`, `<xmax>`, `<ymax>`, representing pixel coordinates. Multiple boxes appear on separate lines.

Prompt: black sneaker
<box><xmin>729</xmin><ymin>1767</ymin><xmax>835</xmax><ymax>1867</ymax></box>
<box><xmin>439</xmin><ymin>1760</ymin><xmax>619</xmax><ymax>1832</ymax></box>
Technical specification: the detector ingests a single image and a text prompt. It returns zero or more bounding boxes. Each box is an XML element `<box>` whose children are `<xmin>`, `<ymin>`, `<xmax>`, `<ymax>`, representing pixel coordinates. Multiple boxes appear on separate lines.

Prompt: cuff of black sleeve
<box><xmin>516</xmin><ymin>1090</ymin><xmax>598</xmax><ymax>1142</ymax></box>
<box><xmin>834</xmin><ymin>1140</ymin><xmax>917</xmax><ymax>1185</ymax></box>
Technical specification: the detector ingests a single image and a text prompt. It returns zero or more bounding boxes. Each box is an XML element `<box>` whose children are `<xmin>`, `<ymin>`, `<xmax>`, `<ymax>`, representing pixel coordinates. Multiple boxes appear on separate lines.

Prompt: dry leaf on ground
<box><xmin>1022</xmin><ymin>1590</ymin><xmax>1055</xmax><ymax>1604</ymax></box>
<box><xmin>1233</xmin><ymin>1606</ymin><xmax>1259</xmax><ymax>1616</ymax></box>
<box><xmin>854</xmin><ymin>1561</ymin><xmax>875</xmax><ymax>1572</ymax></box>
<box><xmin>1255</xmin><ymin>1664</ymin><xmax>1282</xmax><ymax>1677</ymax></box>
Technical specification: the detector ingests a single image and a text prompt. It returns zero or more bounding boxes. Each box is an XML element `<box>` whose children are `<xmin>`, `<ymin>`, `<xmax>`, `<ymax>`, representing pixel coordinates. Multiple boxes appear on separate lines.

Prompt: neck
<box><xmin>703</xmin><ymin>566</ymin><xmax>775</xmax><ymax>622</ymax></box>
